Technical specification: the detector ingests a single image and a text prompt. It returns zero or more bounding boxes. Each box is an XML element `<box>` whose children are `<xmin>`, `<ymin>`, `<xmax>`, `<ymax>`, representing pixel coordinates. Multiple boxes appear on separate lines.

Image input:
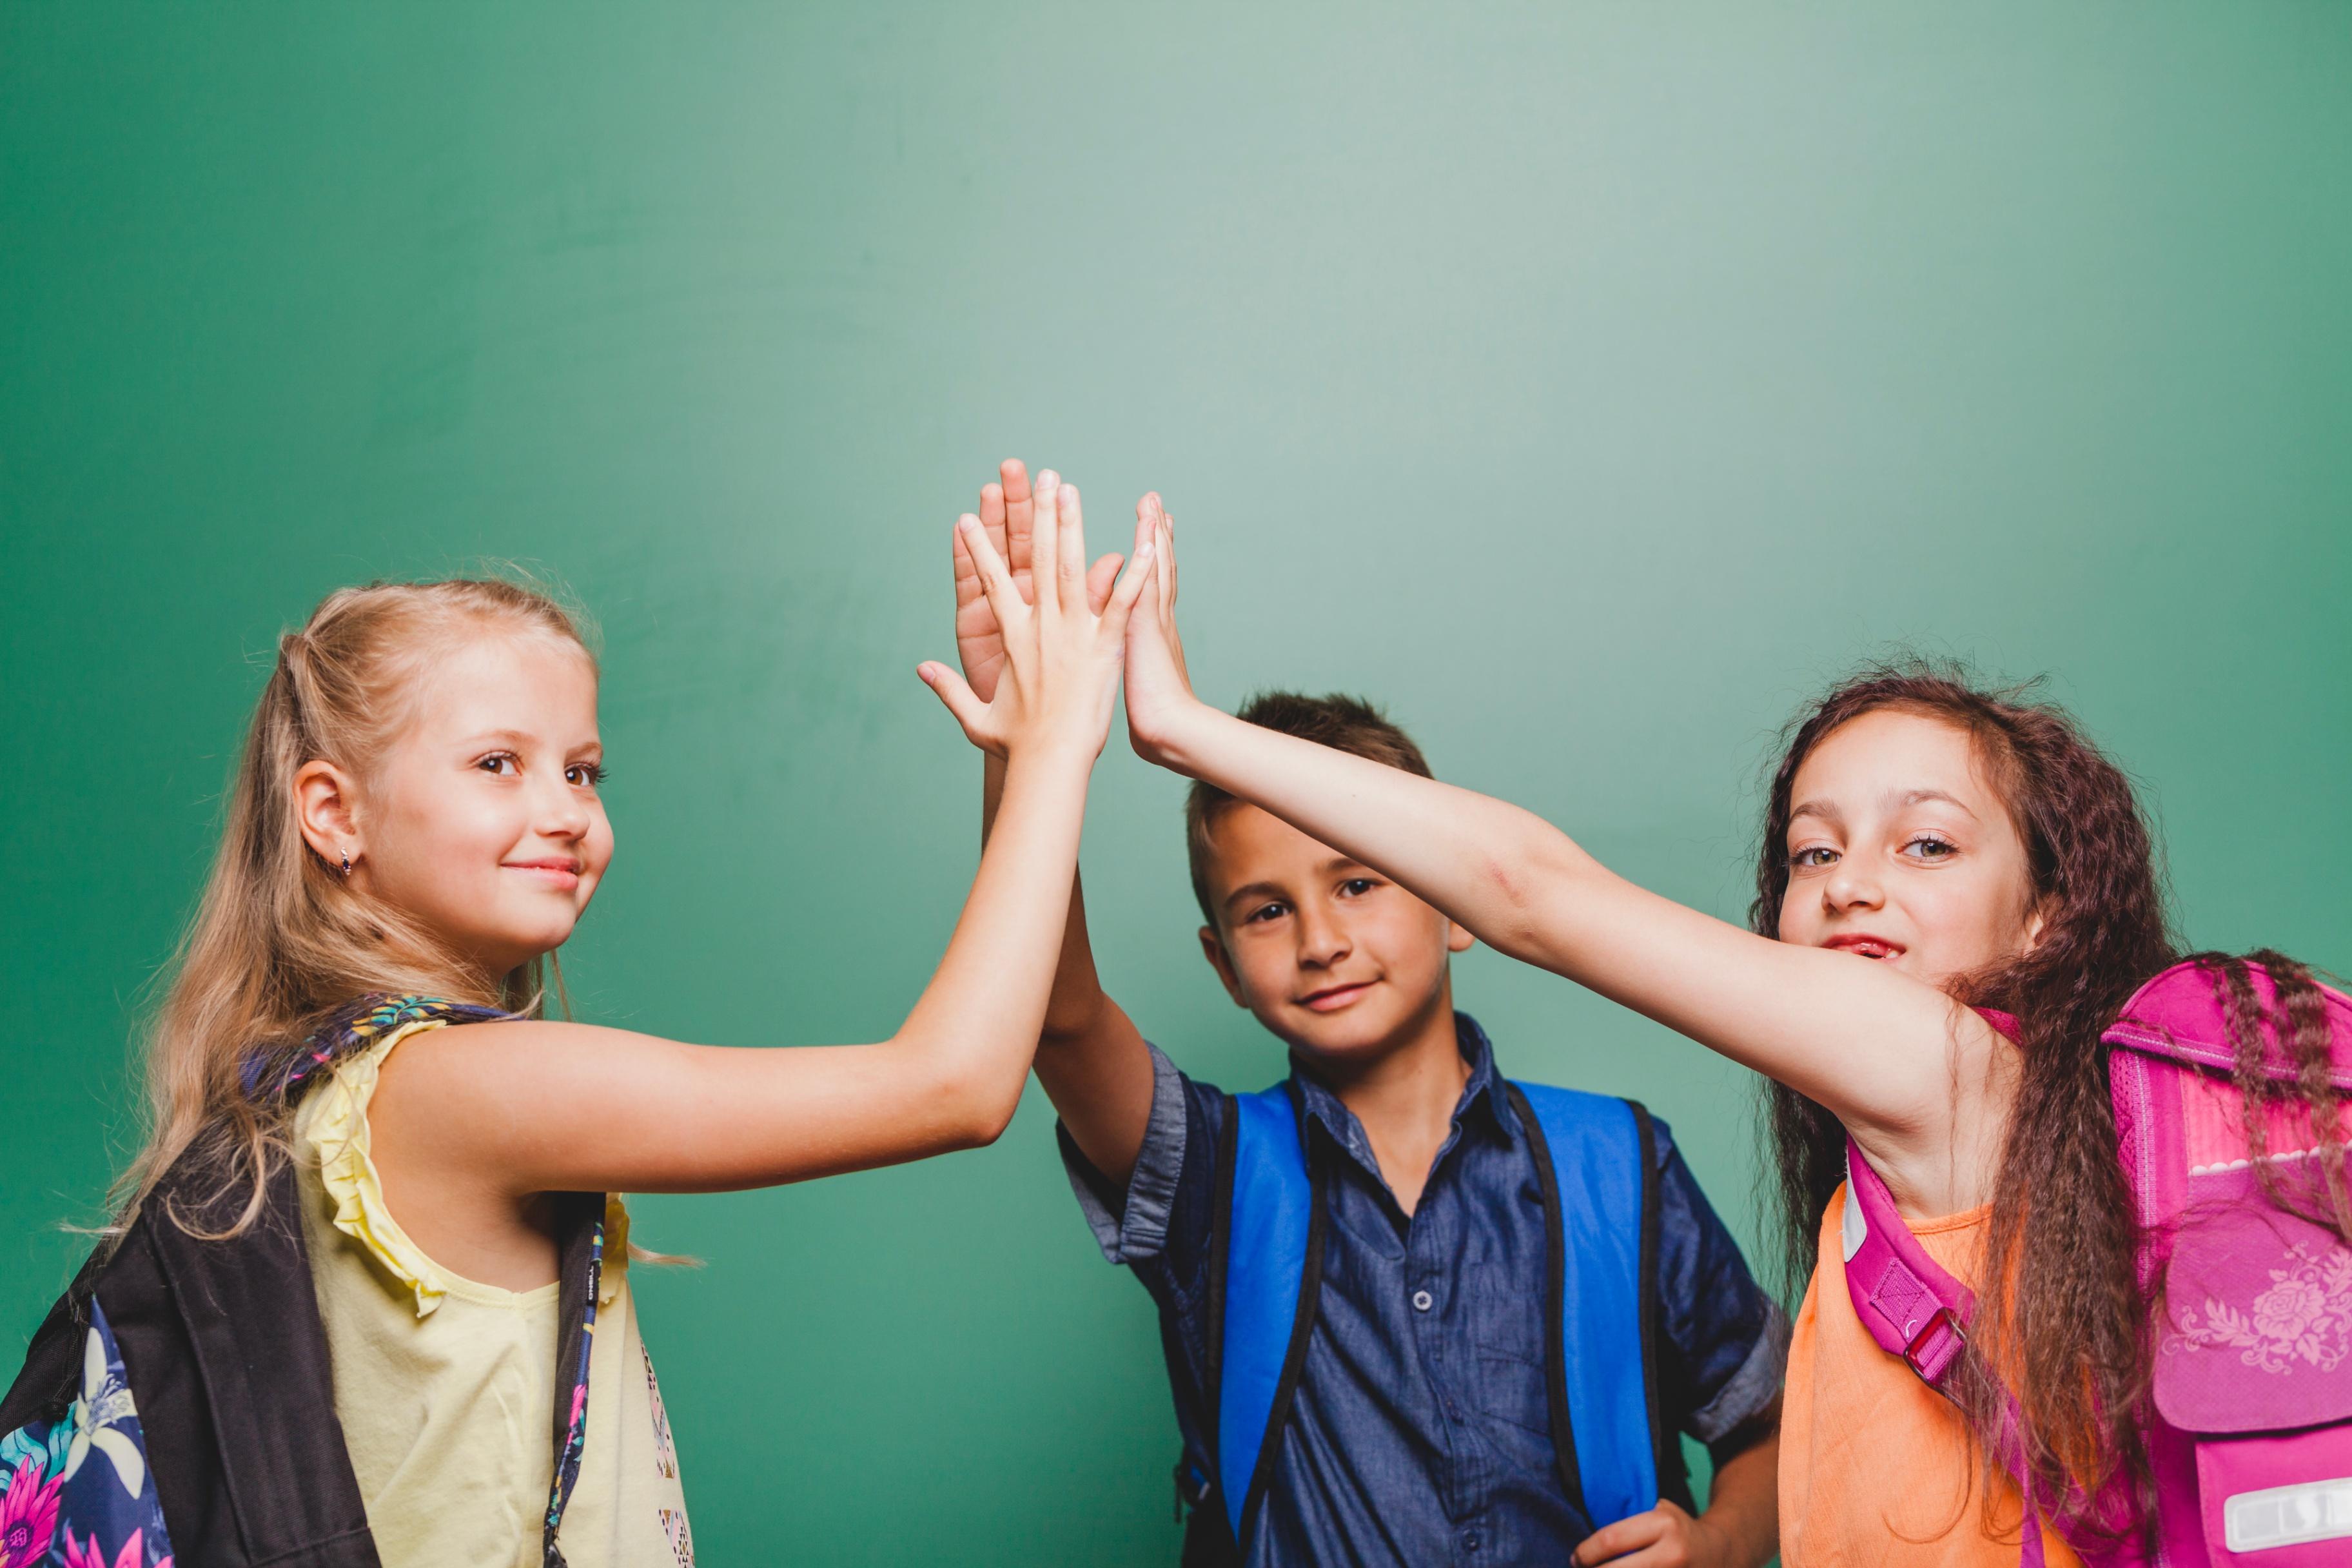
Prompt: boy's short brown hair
<box><xmin>1186</xmin><ymin>692</ymin><xmax>1433</xmax><ymax>928</ymax></box>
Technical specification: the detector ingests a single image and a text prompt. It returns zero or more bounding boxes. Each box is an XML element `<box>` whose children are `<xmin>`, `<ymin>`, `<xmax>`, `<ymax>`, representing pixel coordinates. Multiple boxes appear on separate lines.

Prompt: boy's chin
<box><xmin>1266</xmin><ymin>999</ymin><xmax>1432</xmax><ymax>1066</ymax></box>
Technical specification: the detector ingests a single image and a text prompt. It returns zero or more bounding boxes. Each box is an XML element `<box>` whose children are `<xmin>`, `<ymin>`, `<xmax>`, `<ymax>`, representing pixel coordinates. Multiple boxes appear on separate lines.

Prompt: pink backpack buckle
<box><xmin>1904</xmin><ymin>1303</ymin><xmax>1966</xmax><ymax>1383</ymax></box>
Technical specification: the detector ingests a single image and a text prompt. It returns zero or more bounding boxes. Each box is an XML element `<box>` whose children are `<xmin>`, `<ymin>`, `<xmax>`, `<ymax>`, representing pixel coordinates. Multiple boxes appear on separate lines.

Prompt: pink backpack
<box><xmin>1843</xmin><ymin>958</ymin><xmax>2352</xmax><ymax>1566</ymax></box>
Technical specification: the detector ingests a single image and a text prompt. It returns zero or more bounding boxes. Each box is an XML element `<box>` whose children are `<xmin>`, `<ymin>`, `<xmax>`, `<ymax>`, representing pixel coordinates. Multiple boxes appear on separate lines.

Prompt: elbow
<box><xmin>924</xmin><ymin>1063</ymin><xmax>1024</xmax><ymax>1153</ymax></box>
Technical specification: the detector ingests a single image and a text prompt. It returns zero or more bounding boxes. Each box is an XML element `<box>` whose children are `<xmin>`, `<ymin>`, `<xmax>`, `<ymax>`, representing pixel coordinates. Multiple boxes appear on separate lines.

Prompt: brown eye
<box><xmin>1789</xmin><ymin>847</ymin><xmax>1838</xmax><ymax>870</ymax></box>
<box><xmin>1905</xmin><ymin>836</ymin><xmax>1956</xmax><ymax>861</ymax></box>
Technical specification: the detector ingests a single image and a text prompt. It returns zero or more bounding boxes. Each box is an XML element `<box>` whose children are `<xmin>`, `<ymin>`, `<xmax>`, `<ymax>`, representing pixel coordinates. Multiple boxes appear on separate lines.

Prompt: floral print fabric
<box><xmin>0</xmin><ymin>1302</ymin><xmax>173</xmax><ymax>1568</ymax></box>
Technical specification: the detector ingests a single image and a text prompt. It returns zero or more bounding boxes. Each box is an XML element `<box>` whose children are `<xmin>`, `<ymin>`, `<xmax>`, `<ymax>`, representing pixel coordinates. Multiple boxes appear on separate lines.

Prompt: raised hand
<box><xmin>1121</xmin><ymin>491</ymin><xmax>1199</xmax><ymax>767</ymax></box>
<box><xmin>923</xmin><ymin>472</ymin><xmax>1153</xmax><ymax>760</ymax></box>
<box><xmin>954</xmin><ymin>460</ymin><xmax>1126</xmax><ymax>704</ymax></box>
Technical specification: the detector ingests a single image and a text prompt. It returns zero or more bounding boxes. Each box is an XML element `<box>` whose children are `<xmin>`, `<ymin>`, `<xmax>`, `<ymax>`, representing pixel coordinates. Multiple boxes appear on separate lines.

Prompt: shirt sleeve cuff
<box><xmin>1688</xmin><ymin>1297</ymin><xmax>1790</xmax><ymax>1444</ymax></box>
<box><xmin>1057</xmin><ymin>1040</ymin><xmax>1190</xmax><ymax>1266</ymax></box>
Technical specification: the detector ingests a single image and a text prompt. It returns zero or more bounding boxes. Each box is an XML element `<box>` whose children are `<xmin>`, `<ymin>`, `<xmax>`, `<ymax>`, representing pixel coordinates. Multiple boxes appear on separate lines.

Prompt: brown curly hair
<box><xmin>1750</xmin><ymin>660</ymin><xmax>2342</xmax><ymax>1543</ymax></box>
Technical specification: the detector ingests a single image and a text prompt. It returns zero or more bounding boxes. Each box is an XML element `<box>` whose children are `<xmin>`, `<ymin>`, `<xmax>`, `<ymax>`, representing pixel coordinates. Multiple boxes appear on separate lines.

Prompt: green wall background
<box><xmin>5</xmin><ymin>4</ymin><xmax>2348</xmax><ymax>1560</ymax></box>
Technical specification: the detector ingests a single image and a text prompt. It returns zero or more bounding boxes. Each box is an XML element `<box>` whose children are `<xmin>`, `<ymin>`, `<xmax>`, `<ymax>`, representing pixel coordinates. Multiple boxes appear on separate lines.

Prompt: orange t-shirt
<box><xmin>1779</xmin><ymin>1184</ymin><xmax>2081</xmax><ymax>1567</ymax></box>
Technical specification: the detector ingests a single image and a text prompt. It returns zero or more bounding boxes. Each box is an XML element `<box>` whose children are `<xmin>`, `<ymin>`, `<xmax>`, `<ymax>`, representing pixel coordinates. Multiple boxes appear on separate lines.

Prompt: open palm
<box><xmin>954</xmin><ymin>460</ymin><xmax>1126</xmax><ymax>703</ymax></box>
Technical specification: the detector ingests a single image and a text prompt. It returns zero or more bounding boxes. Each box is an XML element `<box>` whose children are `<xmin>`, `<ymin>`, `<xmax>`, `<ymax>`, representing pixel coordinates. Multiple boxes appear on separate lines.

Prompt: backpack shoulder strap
<box><xmin>1211</xmin><ymin>1083</ymin><xmax>1328</xmax><ymax>1546</ymax></box>
<box><xmin>136</xmin><ymin>1150</ymin><xmax>383</xmax><ymax>1565</ymax></box>
<box><xmin>542</xmin><ymin>1193</ymin><xmax>609</xmax><ymax>1567</ymax></box>
<box><xmin>1510</xmin><ymin>1081</ymin><xmax>1665</xmax><ymax>1528</ymax></box>
<box><xmin>1838</xmin><ymin>1137</ymin><xmax>1975</xmax><ymax>1390</ymax></box>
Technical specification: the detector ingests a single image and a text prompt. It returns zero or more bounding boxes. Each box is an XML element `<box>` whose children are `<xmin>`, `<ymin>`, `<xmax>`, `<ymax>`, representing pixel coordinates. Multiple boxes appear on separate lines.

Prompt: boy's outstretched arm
<box><xmin>1118</xmin><ymin>504</ymin><xmax>2007</xmax><ymax>1211</ymax></box>
<box><xmin>958</xmin><ymin>460</ymin><xmax>1155</xmax><ymax>1186</ymax></box>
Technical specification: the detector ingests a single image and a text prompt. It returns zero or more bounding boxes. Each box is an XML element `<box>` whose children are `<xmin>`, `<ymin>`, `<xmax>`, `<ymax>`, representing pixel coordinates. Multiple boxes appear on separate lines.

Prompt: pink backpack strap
<box><xmin>1839</xmin><ymin>1006</ymin><xmax>2054</xmax><ymax>1566</ymax></box>
<box><xmin>1840</xmin><ymin>1135</ymin><xmax>1975</xmax><ymax>1387</ymax></box>
<box><xmin>1842</xmin><ymin>1141</ymin><xmax>2052</xmax><ymax>1566</ymax></box>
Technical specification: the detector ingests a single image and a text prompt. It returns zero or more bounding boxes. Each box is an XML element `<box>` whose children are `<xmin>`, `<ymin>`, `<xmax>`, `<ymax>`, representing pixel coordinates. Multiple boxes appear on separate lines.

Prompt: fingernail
<box><xmin>1038</xmin><ymin>470</ymin><xmax>1059</xmax><ymax>489</ymax></box>
<box><xmin>1135</xmin><ymin>542</ymin><xmax>1155</xmax><ymax>563</ymax></box>
<box><xmin>1062</xmin><ymin>484</ymin><xmax>1079</xmax><ymax>505</ymax></box>
<box><xmin>957</xmin><ymin>514</ymin><xmax>978</xmax><ymax>533</ymax></box>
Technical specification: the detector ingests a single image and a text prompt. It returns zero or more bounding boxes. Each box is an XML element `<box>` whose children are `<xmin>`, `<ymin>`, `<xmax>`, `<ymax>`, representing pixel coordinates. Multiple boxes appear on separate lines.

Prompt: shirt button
<box><xmin>1464</xmin><ymin>1531</ymin><xmax>1482</xmax><ymax>1551</ymax></box>
<box><xmin>1411</xmin><ymin>1289</ymin><xmax>1434</xmax><ymax>1312</ymax></box>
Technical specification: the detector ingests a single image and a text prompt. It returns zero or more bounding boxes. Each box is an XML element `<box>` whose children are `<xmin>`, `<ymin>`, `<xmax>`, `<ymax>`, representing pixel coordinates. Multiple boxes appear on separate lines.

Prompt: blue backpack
<box><xmin>1177</xmin><ymin>1077</ymin><xmax>1690</xmax><ymax>1563</ymax></box>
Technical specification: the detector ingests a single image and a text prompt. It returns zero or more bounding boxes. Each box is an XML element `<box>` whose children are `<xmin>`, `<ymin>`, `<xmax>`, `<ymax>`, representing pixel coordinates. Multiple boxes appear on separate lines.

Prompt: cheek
<box><xmin>380</xmin><ymin>787</ymin><xmax>518</xmax><ymax>885</ymax></box>
<box><xmin>1911</xmin><ymin>873</ymin><xmax>2033</xmax><ymax>968</ymax></box>
<box><xmin>582</xmin><ymin>809</ymin><xmax>616</xmax><ymax>876</ymax></box>
<box><xmin>1231</xmin><ymin>939</ymin><xmax>1292</xmax><ymax>999</ymax></box>
<box><xmin>1775</xmin><ymin>894</ymin><xmax>1810</xmax><ymax>943</ymax></box>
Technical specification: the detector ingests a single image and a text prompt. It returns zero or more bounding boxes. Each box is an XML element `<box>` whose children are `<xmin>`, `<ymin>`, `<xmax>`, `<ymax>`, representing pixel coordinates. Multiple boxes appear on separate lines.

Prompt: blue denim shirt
<box><xmin>1060</xmin><ymin>1014</ymin><xmax>1787</xmax><ymax>1567</ymax></box>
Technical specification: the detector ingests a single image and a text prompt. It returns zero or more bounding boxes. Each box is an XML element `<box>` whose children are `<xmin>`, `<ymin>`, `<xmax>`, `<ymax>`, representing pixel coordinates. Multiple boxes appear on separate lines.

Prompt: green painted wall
<box><xmin>5</xmin><ymin>4</ymin><xmax>2347</xmax><ymax>1560</ymax></box>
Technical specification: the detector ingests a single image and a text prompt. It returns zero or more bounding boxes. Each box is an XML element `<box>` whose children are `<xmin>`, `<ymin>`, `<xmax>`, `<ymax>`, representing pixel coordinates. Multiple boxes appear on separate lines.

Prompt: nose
<box><xmin>1823</xmin><ymin>861</ymin><xmax>1883</xmax><ymax>916</ymax></box>
<box><xmin>532</xmin><ymin>772</ymin><xmax>593</xmax><ymax>843</ymax></box>
<box><xmin>1295</xmin><ymin>903</ymin><xmax>1351</xmax><ymax>970</ymax></box>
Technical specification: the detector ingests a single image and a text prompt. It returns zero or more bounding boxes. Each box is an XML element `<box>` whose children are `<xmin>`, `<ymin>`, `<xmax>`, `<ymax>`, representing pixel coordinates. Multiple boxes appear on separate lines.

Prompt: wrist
<box><xmin>1132</xmin><ymin>692</ymin><xmax>1215</xmax><ymax>770</ymax></box>
<box><xmin>1000</xmin><ymin>733</ymin><xmax>1101</xmax><ymax>778</ymax></box>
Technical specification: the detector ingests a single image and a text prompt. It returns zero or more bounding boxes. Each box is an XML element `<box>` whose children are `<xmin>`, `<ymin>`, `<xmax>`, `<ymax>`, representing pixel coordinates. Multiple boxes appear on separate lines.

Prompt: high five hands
<box><xmin>931</xmin><ymin>459</ymin><xmax>1200</xmax><ymax>765</ymax></box>
<box><xmin>919</xmin><ymin>463</ymin><xmax>1155</xmax><ymax>761</ymax></box>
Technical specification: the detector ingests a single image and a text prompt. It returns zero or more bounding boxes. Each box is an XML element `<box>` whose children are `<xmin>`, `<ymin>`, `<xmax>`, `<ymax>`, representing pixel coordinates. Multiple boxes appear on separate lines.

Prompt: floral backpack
<box><xmin>1843</xmin><ymin>957</ymin><xmax>2352</xmax><ymax>1566</ymax></box>
<box><xmin>0</xmin><ymin>997</ymin><xmax>611</xmax><ymax>1568</ymax></box>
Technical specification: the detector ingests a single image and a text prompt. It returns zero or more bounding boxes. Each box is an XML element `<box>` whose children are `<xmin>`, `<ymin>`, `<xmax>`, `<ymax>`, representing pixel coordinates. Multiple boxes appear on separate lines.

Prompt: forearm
<box><xmin>1695</xmin><ymin>1426</ymin><xmax>1779</xmax><ymax>1568</ymax></box>
<box><xmin>982</xmin><ymin>755</ymin><xmax>1154</xmax><ymax>1182</ymax></box>
<box><xmin>981</xmin><ymin>752</ymin><xmax>1115</xmax><ymax>1041</ymax></box>
<box><xmin>891</xmin><ymin>744</ymin><xmax>1097</xmax><ymax>1138</ymax></box>
<box><xmin>1151</xmin><ymin>700</ymin><xmax>1605</xmax><ymax>966</ymax></box>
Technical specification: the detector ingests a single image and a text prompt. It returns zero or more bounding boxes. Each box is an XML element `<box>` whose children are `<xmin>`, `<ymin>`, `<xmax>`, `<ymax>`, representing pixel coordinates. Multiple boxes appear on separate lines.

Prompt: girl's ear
<box><xmin>1446</xmin><ymin>919</ymin><xmax>1477</xmax><ymax>955</ymax></box>
<box><xmin>294</xmin><ymin>759</ymin><xmax>364</xmax><ymax>870</ymax></box>
<box><xmin>2021</xmin><ymin>900</ymin><xmax>2049</xmax><ymax>954</ymax></box>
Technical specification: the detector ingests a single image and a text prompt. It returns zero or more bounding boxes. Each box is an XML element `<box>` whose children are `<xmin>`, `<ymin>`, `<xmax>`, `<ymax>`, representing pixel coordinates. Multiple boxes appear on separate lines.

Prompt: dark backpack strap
<box><xmin>540</xmin><ymin>1191</ymin><xmax>609</xmax><ymax>1568</ymax></box>
<box><xmin>1627</xmin><ymin>1101</ymin><xmax>1693</xmax><ymax>1513</ymax></box>
<box><xmin>1511</xmin><ymin>1082</ymin><xmax>1589</xmax><ymax>1519</ymax></box>
<box><xmin>137</xmin><ymin>1154</ymin><xmax>384</xmax><ymax>1566</ymax></box>
<box><xmin>1177</xmin><ymin>1093</ymin><xmax>1244</xmax><ymax>1567</ymax></box>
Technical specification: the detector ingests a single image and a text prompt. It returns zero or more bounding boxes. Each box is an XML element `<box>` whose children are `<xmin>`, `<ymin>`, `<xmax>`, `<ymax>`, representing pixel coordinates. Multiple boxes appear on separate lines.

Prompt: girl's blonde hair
<box><xmin>124</xmin><ymin>576</ymin><xmax>598</xmax><ymax>1239</ymax></box>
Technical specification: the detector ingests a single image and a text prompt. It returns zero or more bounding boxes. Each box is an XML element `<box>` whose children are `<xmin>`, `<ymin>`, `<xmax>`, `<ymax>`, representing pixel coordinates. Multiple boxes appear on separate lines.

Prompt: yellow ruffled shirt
<box><xmin>293</xmin><ymin>1017</ymin><xmax>694</xmax><ymax>1567</ymax></box>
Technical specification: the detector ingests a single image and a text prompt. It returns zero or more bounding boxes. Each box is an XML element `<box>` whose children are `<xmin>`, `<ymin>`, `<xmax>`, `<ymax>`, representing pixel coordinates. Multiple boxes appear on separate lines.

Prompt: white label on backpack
<box><xmin>1841</xmin><ymin>1150</ymin><xmax>1867</xmax><ymax>1262</ymax></box>
<box><xmin>2225</xmin><ymin>1477</ymin><xmax>2352</xmax><ymax>1551</ymax></box>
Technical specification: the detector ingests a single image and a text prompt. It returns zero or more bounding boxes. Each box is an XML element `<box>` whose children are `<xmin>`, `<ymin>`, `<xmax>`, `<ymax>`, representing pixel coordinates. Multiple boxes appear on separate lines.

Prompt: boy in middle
<box><xmin>946</xmin><ymin>462</ymin><xmax>1786</xmax><ymax>1568</ymax></box>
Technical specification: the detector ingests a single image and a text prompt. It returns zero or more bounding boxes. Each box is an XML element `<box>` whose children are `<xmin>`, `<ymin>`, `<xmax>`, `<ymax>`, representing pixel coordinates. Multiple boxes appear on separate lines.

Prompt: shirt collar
<box><xmin>1287</xmin><ymin>1010</ymin><xmax>1520</xmax><ymax>1154</ymax></box>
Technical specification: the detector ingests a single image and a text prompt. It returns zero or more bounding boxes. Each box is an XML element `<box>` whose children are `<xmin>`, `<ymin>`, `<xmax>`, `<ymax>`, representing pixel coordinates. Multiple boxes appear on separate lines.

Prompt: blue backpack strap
<box><xmin>1208</xmin><ymin>1083</ymin><xmax>1329</xmax><ymax>1547</ymax></box>
<box><xmin>1509</xmin><ymin>1081</ymin><xmax>1670</xmax><ymax>1528</ymax></box>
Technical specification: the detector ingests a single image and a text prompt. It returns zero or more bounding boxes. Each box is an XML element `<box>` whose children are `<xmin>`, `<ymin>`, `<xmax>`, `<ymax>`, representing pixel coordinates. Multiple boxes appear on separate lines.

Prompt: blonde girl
<box><xmin>0</xmin><ymin>471</ymin><xmax>1150</xmax><ymax>1568</ymax></box>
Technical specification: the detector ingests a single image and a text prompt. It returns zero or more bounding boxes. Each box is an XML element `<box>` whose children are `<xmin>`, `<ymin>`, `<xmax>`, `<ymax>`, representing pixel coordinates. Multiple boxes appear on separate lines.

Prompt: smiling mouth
<box><xmin>1297</xmin><ymin>981</ymin><xmax>1376</xmax><ymax>1012</ymax></box>
<box><xmin>1825</xmin><ymin>935</ymin><xmax>1905</xmax><ymax>961</ymax></box>
<box><xmin>504</xmin><ymin>860</ymin><xmax>583</xmax><ymax>887</ymax></box>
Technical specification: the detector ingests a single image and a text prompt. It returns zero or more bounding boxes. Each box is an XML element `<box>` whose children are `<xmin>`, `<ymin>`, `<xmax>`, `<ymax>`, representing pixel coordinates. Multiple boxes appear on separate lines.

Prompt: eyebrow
<box><xmin>1219</xmin><ymin>855</ymin><xmax>1368</xmax><ymax>914</ymax></box>
<box><xmin>1891</xmin><ymin>787</ymin><xmax>1977</xmax><ymax>819</ymax></box>
<box><xmin>454</xmin><ymin>729</ymin><xmax>602</xmax><ymax>755</ymax></box>
<box><xmin>1788</xmin><ymin>798</ymin><xmax>1843</xmax><ymax>829</ymax></box>
<box><xmin>1787</xmin><ymin>787</ymin><xmax>1978</xmax><ymax>831</ymax></box>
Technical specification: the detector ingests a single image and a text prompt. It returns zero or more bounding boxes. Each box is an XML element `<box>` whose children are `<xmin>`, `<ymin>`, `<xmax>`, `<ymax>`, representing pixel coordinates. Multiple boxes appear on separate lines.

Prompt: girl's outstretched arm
<box><xmin>371</xmin><ymin>478</ymin><xmax>1157</xmax><ymax>1204</ymax></box>
<box><xmin>1118</xmin><ymin>505</ymin><xmax>2010</xmax><ymax>1214</ymax></box>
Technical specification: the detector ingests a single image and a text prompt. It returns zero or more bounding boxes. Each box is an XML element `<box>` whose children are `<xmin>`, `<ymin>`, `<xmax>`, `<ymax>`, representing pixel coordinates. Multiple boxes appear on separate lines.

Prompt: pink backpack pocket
<box><xmin>2109</xmin><ymin>963</ymin><xmax>2352</xmax><ymax>1565</ymax></box>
